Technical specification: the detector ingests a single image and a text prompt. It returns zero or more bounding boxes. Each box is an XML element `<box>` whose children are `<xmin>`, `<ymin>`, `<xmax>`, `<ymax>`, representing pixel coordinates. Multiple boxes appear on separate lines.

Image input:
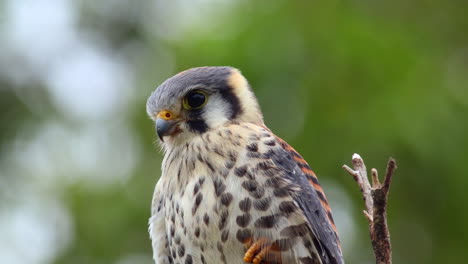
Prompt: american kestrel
<box><xmin>147</xmin><ymin>67</ymin><xmax>344</xmax><ymax>264</ymax></box>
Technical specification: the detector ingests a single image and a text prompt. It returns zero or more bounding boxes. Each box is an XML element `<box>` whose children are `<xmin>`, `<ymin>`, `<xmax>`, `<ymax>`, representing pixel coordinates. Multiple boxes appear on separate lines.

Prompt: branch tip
<box><xmin>383</xmin><ymin>158</ymin><xmax>397</xmax><ymax>193</ymax></box>
<box><xmin>371</xmin><ymin>168</ymin><xmax>380</xmax><ymax>187</ymax></box>
<box><xmin>352</xmin><ymin>153</ymin><xmax>362</xmax><ymax>160</ymax></box>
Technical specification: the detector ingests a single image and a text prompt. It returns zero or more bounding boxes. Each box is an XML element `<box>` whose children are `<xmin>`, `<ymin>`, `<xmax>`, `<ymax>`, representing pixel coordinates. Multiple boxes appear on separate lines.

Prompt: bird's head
<box><xmin>147</xmin><ymin>66</ymin><xmax>263</xmax><ymax>146</ymax></box>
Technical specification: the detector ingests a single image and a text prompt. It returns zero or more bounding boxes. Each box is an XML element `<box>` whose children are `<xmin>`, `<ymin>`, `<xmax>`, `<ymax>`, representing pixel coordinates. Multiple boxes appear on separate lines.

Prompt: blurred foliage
<box><xmin>1</xmin><ymin>0</ymin><xmax>467</xmax><ymax>264</ymax></box>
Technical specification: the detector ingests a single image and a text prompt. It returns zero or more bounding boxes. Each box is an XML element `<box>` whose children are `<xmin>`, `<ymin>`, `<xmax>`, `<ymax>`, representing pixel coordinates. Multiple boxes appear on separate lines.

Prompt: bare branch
<box><xmin>343</xmin><ymin>154</ymin><xmax>397</xmax><ymax>264</ymax></box>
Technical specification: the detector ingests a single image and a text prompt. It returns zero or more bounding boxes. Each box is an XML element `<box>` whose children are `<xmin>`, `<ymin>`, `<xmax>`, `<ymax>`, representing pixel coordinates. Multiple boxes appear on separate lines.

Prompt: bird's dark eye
<box><xmin>183</xmin><ymin>90</ymin><xmax>207</xmax><ymax>110</ymax></box>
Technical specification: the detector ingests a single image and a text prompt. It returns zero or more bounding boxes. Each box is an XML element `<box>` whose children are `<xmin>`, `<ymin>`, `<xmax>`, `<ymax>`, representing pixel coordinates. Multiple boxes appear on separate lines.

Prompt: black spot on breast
<box><xmin>220</xmin><ymin>168</ymin><xmax>230</xmax><ymax>178</ymax></box>
<box><xmin>218</xmin><ymin>209</ymin><xmax>229</xmax><ymax>230</ymax></box>
<box><xmin>205</xmin><ymin>160</ymin><xmax>215</xmax><ymax>172</ymax></box>
<box><xmin>225</xmin><ymin>160</ymin><xmax>235</xmax><ymax>169</ymax></box>
<box><xmin>239</xmin><ymin>198</ymin><xmax>252</xmax><ymax>212</ymax></box>
<box><xmin>193</xmin><ymin>183</ymin><xmax>200</xmax><ymax>195</ymax></box>
<box><xmin>303</xmin><ymin>239</ymin><xmax>312</xmax><ymax>250</ymax></box>
<box><xmin>273</xmin><ymin>188</ymin><xmax>289</xmax><ymax>197</ymax></box>
<box><xmin>199</xmin><ymin>176</ymin><xmax>206</xmax><ymax>185</ymax></box>
<box><xmin>214</xmin><ymin>147</ymin><xmax>224</xmax><ymax>157</ymax></box>
<box><xmin>220</xmin><ymin>192</ymin><xmax>233</xmax><ymax>207</ymax></box>
<box><xmin>257</xmin><ymin>161</ymin><xmax>275</xmax><ymax>171</ymax></box>
<box><xmin>249</xmin><ymin>186</ymin><xmax>265</xmax><ymax>199</ymax></box>
<box><xmin>265</xmin><ymin>177</ymin><xmax>283</xmax><ymax>188</ymax></box>
<box><xmin>174</xmin><ymin>235</ymin><xmax>181</xmax><ymax>244</ymax></box>
<box><xmin>236</xmin><ymin>213</ymin><xmax>251</xmax><ymax>227</ymax></box>
<box><xmin>280</xmin><ymin>223</ymin><xmax>309</xmax><ymax>237</ymax></box>
<box><xmin>228</xmin><ymin>151</ymin><xmax>237</xmax><ymax>162</ymax></box>
<box><xmin>279</xmin><ymin>201</ymin><xmax>297</xmax><ymax>215</ymax></box>
<box><xmin>203</xmin><ymin>213</ymin><xmax>210</xmax><ymax>226</ymax></box>
<box><xmin>264</xmin><ymin>140</ymin><xmax>276</xmax><ymax>146</ymax></box>
<box><xmin>213</xmin><ymin>178</ymin><xmax>226</xmax><ymax>196</ymax></box>
<box><xmin>178</xmin><ymin>244</ymin><xmax>185</xmax><ymax>257</ymax></box>
<box><xmin>253</xmin><ymin>197</ymin><xmax>271</xmax><ymax>211</ymax></box>
<box><xmin>197</xmin><ymin>153</ymin><xmax>203</xmax><ymax>163</ymax></box>
<box><xmin>236</xmin><ymin>228</ymin><xmax>252</xmax><ymax>243</ymax></box>
<box><xmin>185</xmin><ymin>254</ymin><xmax>193</xmax><ymax>264</ymax></box>
<box><xmin>235</xmin><ymin>166</ymin><xmax>247</xmax><ymax>177</ymax></box>
<box><xmin>247</xmin><ymin>152</ymin><xmax>262</xmax><ymax>159</ymax></box>
<box><xmin>194</xmin><ymin>227</ymin><xmax>200</xmax><ymax>238</ymax></box>
<box><xmin>249</xmin><ymin>134</ymin><xmax>260</xmax><ymax>141</ymax></box>
<box><xmin>242</xmin><ymin>180</ymin><xmax>265</xmax><ymax>198</ymax></box>
<box><xmin>247</xmin><ymin>143</ymin><xmax>258</xmax><ymax>152</ymax></box>
<box><xmin>221</xmin><ymin>230</ymin><xmax>229</xmax><ymax>242</ymax></box>
<box><xmin>242</xmin><ymin>180</ymin><xmax>258</xmax><ymax>192</ymax></box>
<box><xmin>156</xmin><ymin>200</ymin><xmax>162</xmax><ymax>213</ymax></box>
<box><xmin>246</xmin><ymin>170</ymin><xmax>255</xmax><ymax>180</ymax></box>
<box><xmin>254</xmin><ymin>214</ymin><xmax>279</xmax><ymax>228</ymax></box>
<box><xmin>192</xmin><ymin>193</ymin><xmax>203</xmax><ymax>215</ymax></box>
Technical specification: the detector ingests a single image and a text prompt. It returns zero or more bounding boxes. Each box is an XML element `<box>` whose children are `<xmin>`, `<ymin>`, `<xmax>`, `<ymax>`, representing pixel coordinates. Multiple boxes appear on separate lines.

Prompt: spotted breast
<box><xmin>150</xmin><ymin>122</ymin><xmax>342</xmax><ymax>264</ymax></box>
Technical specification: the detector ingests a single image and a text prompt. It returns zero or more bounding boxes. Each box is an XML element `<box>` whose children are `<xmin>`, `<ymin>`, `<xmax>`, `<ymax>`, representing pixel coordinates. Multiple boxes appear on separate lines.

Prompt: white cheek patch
<box><xmin>202</xmin><ymin>94</ymin><xmax>230</xmax><ymax>128</ymax></box>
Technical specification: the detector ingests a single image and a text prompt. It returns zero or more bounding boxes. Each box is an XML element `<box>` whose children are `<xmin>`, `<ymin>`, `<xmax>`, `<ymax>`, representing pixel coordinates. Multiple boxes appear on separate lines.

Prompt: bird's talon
<box><xmin>244</xmin><ymin>238</ymin><xmax>270</xmax><ymax>263</ymax></box>
<box><xmin>253</xmin><ymin>247</ymin><xmax>269</xmax><ymax>264</ymax></box>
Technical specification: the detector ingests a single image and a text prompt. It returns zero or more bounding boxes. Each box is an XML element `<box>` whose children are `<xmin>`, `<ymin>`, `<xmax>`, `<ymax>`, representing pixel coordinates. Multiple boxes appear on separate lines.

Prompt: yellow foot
<box><xmin>243</xmin><ymin>238</ymin><xmax>281</xmax><ymax>264</ymax></box>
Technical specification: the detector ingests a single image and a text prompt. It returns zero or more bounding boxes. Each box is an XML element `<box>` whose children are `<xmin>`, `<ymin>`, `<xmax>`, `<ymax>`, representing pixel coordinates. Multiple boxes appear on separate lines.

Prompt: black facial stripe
<box><xmin>185</xmin><ymin>80</ymin><xmax>242</xmax><ymax>134</ymax></box>
<box><xmin>219</xmin><ymin>86</ymin><xmax>242</xmax><ymax>119</ymax></box>
<box><xmin>187</xmin><ymin>119</ymin><xmax>208</xmax><ymax>134</ymax></box>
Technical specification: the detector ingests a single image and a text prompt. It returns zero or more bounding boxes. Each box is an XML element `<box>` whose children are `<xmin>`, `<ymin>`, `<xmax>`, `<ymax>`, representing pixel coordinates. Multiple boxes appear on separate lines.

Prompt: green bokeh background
<box><xmin>1</xmin><ymin>0</ymin><xmax>467</xmax><ymax>263</ymax></box>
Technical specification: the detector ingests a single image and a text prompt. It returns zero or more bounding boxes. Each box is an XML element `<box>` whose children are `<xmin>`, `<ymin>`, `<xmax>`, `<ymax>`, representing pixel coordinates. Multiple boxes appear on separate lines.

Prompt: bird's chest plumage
<box><xmin>159</xmin><ymin>128</ymin><xmax>256</xmax><ymax>264</ymax></box>
<box><xmin>163</xmin><ymin>175</ymin><xmax>248</xmax><ymax>264</ymax></box>
<box><xmin>154</xmin><ymin>124</ymin><xmax>311</xmax><ymax>264</ymax></box>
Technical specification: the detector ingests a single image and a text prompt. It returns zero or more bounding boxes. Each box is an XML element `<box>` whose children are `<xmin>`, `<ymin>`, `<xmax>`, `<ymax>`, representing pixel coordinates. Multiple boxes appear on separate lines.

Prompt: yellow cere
<box><xmin>158</xmin><ymin>110</ymin><xmax>174</xmax><ymax>120</ymax></box>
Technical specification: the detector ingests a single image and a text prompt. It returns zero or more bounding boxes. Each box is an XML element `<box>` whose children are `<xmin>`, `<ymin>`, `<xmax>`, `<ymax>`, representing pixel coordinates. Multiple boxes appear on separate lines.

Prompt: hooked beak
<box><xmin>156</xmin><ymin>110</ymin><xmax>177</xmax><ymax>142</ymax></box>
<box><xmin>156</xmin><ymin>118</ymin><xmax>176</xmax><ymax>141</ymax></box>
